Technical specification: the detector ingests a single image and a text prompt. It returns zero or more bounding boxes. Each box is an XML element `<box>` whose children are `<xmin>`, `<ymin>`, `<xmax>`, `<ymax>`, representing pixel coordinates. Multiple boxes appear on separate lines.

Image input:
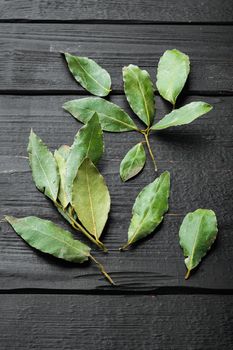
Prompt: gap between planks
<box><xmin>0</xmin><ymin>90</ymin><xmax>233</xmax><ymax>97</ymax></box>
<box><xmin>0</xmin><ymin>287</ymin><xmax>233</xmax><ymax>296</ymax></box>
<box><xmin>0</xmin><ymin>19</ymin><xmax>233</xmax><ymax>25</ymax></box>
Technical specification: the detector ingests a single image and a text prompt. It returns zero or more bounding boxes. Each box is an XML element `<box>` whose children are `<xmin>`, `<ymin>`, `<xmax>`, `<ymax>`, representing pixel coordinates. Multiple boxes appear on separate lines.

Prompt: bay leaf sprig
<box><xmin>63</xmin><ymin>49</ymin><xmax>213</xmax><ymax>179</ymax></box>
<box><xmin>5</xmin><ymin>216</ymin><xmax>115</xmax><ymax>285</ymax></box>
<box><xmin>179</xmin><ymin>209</ymin><xmax>218</xmax><ymax>279</ymax></box>
<box><xmin>28</xmin><ymin>115</ymin><xmax>109</xmax><ymax>252</ymax></box>
<box><xmin>121</xmin><ymin>171</ymin><xmax>170</xmax><ymax>250</ymax></box>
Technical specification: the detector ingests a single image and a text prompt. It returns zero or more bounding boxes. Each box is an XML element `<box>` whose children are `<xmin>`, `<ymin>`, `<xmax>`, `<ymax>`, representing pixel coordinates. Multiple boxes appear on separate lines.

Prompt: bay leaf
<box><xmin>28</xmin><ymin>130</ymin><xmax>59</xmax><ymax>202</ymax></box>
<box><xmin>120</xmin><ymin>142</ymin><xmax>146</xmax><ymax>182</ymax></box>
<box><xmin>65</xmin><ymin>113</ymin><xmax>104</xmax><ymax>203</ymax></box>
<box><xmin>5</xmin><ymin>215</ymin><xmax>90</xmax><ymax>263</ymax></box>
<box><xmin>72</xmin><ymin>158</ymin><xmax>110</xmax><ymax>240</ymax></box>
<box><xmin>179</xmin><ymin>209</ymin><xmax>218</xmax><ymax>279</ymax></box>
<box><xmin>151</xmin><ymin>102</ymin><xmax>213</xmax><ymax>130</ymax></box>
<box><xmin>64</xmin><ymin>53</ymin><xmax>111</xmax><ymax>97</ymax></box>
<box><xmin>123</xmin><ymin>64</ymin><xmax>155</xmax><ymax>126</ymax></box>
<box><xmin>63</xmin><ymin>97</ymin><xmax>138</xmax><ymax>132</ymax></box>
<box><xmin>122</xmin><ymin>171</ymin><xmax>170</xmax><ymax>249</ymax></box>
<box><xmin>156</xmin><ymin>49</ymin><xmax>190</xmax><ymax>106</ymax></box>
<box><xmin>54</xmin><ymin>145</ymin><xmax>70</xmax><ymax>208</ymax></box>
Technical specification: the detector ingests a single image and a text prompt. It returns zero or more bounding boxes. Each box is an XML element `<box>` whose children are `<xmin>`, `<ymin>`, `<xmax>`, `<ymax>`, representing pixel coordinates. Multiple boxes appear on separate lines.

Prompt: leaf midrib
<box><xmin>125</xmin><ymin>143</ymin><xmax>142</xmax><ymax>178</ymax></box>
<box><xmin>33</xmin><ymin>140</ymin><xmax>57</xmax><ymax>201</ymax></box>
<box><xmin>20</xmin><ymin>221</ymin><xmax>89</xmax><ymax>258</ymax></box>
<box><xmin>128</xmin><ymin>67</ymin><xmax>151</xmax><ymax>126</ymax></box>
<box><xmin>85</xmin><ymin>163</ymin><xmax>97</xmax><ymax>239</ymax></box>
<box><xmin>129</xmin><ymin>175</ymin><xmax>167</xmax><ymax>244</ymax></box>
<box><xmin>187</xmin><ymin>214</ymin><xmax>205</xmax><ymax>270</ymax></box>
<box><xmin>79</xmin><ymin>107</ymin><xmax>137</xmax><ymax>130</ymax></box>
<box><xmin>74</xmin><ymin>57</ymin><xmax>110</xmax><ymax>93</ymax></box>
<box><xmin>86</xmin><ymin>123</ymin><xmax>97</xmax><ymax>157</ymax></box>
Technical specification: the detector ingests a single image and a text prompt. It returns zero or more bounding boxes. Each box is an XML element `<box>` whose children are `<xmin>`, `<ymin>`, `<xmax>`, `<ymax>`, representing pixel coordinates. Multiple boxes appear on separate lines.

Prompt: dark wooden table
<box><xmin>0</xmin><ymin>1</ymin><xmax>233</xmax><ymax>349</ymax></box>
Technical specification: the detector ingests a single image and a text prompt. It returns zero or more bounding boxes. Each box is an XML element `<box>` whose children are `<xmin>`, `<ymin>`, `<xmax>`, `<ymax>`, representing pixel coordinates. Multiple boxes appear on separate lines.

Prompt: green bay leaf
<box><xmin>65</xmin><ymin>113</ymin><xmax>103</xmax><ymax>204</ymax></box>
<box><xmin>120</xmin><ymin>142</ymin><xmax>146</xmax><ymax>182</ymax></box>
<box><xmin>122</xmin><ymin>171</ymin><xmax>170</xmax><ymax>249</ymax></box>
<box><xmin>63</xmin><ymin>97</ymin><xmax>138</xmax><ymax>132</ymax></box>
<box><xmin>72</xmin><ymin>158</ymin><xmax>110</xmax><ymax>240</ymax></box>
<box><xmin>54</xmin><ymin>145</ymin><xmax>70</xmax><ymax>208</ymax></box>
<box><xmin>156</xmin><ymin>49</ymin><xmax>190</xmax><ymax>106</ymax></box>
<box><xmin>179</xmin><ymin>209</ymin><xmax>218</xmax><ymax>279</ymax></box>
<box><xmin>151</xmin><ymin>102</ymin><xmax>213</xmax><ymax>130</ymax></box>
<box><xmin>123</xmin><ymin>64</ymin><xmax>155</xmax><ymax>126</ymax></box>
<box><xmin>27</xmin><ymin>130</ymin><xmax>59</xmax><ymax>202</ymax></box>
<box><xmin>6</xmin><ymin>216</ymin><xmax>90</xmax><ymax>263</ymax></box>
<box><xmin>64</xmin><ymin>53</ymin><xmax>111</xmax><ymax>97</ymax></box>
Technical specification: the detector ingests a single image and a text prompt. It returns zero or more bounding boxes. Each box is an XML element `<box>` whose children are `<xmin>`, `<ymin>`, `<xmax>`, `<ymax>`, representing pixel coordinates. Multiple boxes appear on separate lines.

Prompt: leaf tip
<box><xmin>206</xmin><ymin>103</ymin><xmax>213</xmax><ymax>111</ymax></box>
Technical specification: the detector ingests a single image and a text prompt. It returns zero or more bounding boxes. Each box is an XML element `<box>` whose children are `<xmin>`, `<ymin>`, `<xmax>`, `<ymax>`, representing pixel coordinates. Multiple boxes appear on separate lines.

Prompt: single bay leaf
<box><xmin>64</xmin><ymin>53</ymin><xmax>111</xmax><ymax>97</ymax></box>
<box><xmin>6</xmin><ymin>215</ymin><xmax>115</xmax><ymax>284</ymax></box>
<box><xmin>156</xmin><ymin>49</ymin><xmax>190</xmax><ymax>106</ymax></box>
<box><xmin>63</xmin><ymin>97</ymin><xmax>138</xmax><ymax>132</ymax></box>
<box><xmin>122</xmin><ymin>171</ymin><xmax>170</xmax><ymax>249</ymax></box>
<box><xmin>72</xmin><ymin>158</ymin><xmax>110</xmax><ymax>240</ymax></box>
<box><xmin>151</xmin><ymin>102</ymin><xmax>213</xmax><ymax>130</ymax></box>
<box><xmin>28</xmin><ymin>130</ymin><xmax>59</xmax><ymax>202</ymax></box>
<box><xmin>179</xmin><ymin>209</ymin><xmax>218</xmax><ymax>279</ymax></box>
<box><xmin>54</xmin><ymin>145</ymin><xmax>70</xmax><ymax>208</ymax></box>
<box><xmin>120</xmin><ymin>142</ymin><xmax>146</xmax><ymax>182</ymax></box>
<box><xmin>65</xmin><ymin>113</ymin><xmax>104</xmax><ymax>204</ymax></box>
<box><xmin>123</xmin><ymin>64</ymin><xmax>155</xmax><ymax>126</ymax></box>
<box><xmin>5</xmin><ymin>215</ymin><xmax>90</xmax><ymax>263</ymax></box>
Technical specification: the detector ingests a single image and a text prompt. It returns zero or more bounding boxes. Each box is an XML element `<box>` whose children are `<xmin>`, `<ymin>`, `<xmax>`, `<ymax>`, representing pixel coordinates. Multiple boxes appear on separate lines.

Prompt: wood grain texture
<box><xmin>0</xmin><ymin>94</ymin><xmax>232</xmax><ymax>291</ymax></box>
<box><xmin>0</xmin><ymin>23</ymin><xmax>232</xmax><ymax>93</ymax></box>
<box><xmin>1</xmin><ymin>294</ymin><xmax>233</xmax><ymax>350</ymax></box>
<box><xmin>0</xmin><ymin>0</ymin><xmax>232</xmax><ymax>23</ymax></box>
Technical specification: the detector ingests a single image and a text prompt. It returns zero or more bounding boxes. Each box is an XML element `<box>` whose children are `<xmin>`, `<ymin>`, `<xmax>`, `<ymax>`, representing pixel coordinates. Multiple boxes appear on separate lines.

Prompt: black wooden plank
<box><xmin>0</xmin><ymin>94</ymin><xmax>232</xmax><ymax>291</ymax></box>
<box><xmin>0</xmin><ymin>0</ymin><xmax>233</xmax><ymax>23</ymax></box>
<box><xmin>0</xmin><ymin>294</ymin><xmax>233</xmax><ymax>350</ymax></box>
<box><xmin>0</xmin><ymin>24</ymin><xmax>232</xmax><ymax>93</ymax></box>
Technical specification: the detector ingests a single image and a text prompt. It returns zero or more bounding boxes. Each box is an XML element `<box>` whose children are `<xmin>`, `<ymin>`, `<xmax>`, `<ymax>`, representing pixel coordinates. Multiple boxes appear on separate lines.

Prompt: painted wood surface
<box><xmin>1</xmin><ymin>94</ymin><xmax>232</xmax><ymax>291</ymax></box>
<box><xmin>0</xmin><ymin>24</ymin><xmax>232</xmax><ymax>93</ymax></box>
<box><xmin>1</xmin><ymin>294</ymin><xmax>233</xmax><ymax>350</ymax></box>
<box><xmin>0</xmin><ymin>0</ymin><xmax>232</xmax><ymax>23</ymax></box>
<box><xmin>0</xmin><ymin>2</ymin><xmax>233</xmax><ymax>348</ymax></box>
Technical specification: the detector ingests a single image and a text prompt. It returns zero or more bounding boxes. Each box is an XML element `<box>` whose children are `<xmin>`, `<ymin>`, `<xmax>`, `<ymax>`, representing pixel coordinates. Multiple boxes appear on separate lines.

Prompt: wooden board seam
<box><xmin>0</xmin><ymin>287</ymin><xmax>233</xmax><ymax>295</ymax></box>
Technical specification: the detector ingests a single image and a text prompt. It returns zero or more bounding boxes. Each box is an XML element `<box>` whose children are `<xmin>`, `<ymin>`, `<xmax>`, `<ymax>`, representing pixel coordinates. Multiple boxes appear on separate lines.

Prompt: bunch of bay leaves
<box><xmin>6</xmin><ymin>113</ymin><xmax>115</xmax><ymax>284</ymax></box>
<box><xmin>61</xmin><ymin>49</ymin><xmax>218</xmax><ymax>279</ymax></box>
<box><xmin>5</xmin><ymin>49</ymin><xmax>219</xmax><ymax>283</ymax></box>
<box><xmin>64</xmin><ymin>49</ymin><xmax>213</xmax><ymax>179</ymax></box>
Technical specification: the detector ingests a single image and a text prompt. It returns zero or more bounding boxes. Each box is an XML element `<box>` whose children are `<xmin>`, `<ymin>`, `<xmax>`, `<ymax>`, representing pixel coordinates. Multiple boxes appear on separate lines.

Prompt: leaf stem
<box><xmin>89</xmin><ymin>254</ymin><xmax>115</xmax><ymax>285</ymax></box>
<box><xmin>185</xmin><ymin>269</ymin><xmax>191</xmax><ymax>280</ymax></box>
<box><xmin>55</xmin><ymin>202</ymin><xmax>108</xmax><ymax>252</ymax></box>
<box><xmin>119</xmin><ymin>241</ymin><xmax>131</xmax><ymax>251</ymax></box>
<box><xmin>144</xmin><ymin>131</ymin><xmax>158</xmax><ymax>172</ymax></box>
